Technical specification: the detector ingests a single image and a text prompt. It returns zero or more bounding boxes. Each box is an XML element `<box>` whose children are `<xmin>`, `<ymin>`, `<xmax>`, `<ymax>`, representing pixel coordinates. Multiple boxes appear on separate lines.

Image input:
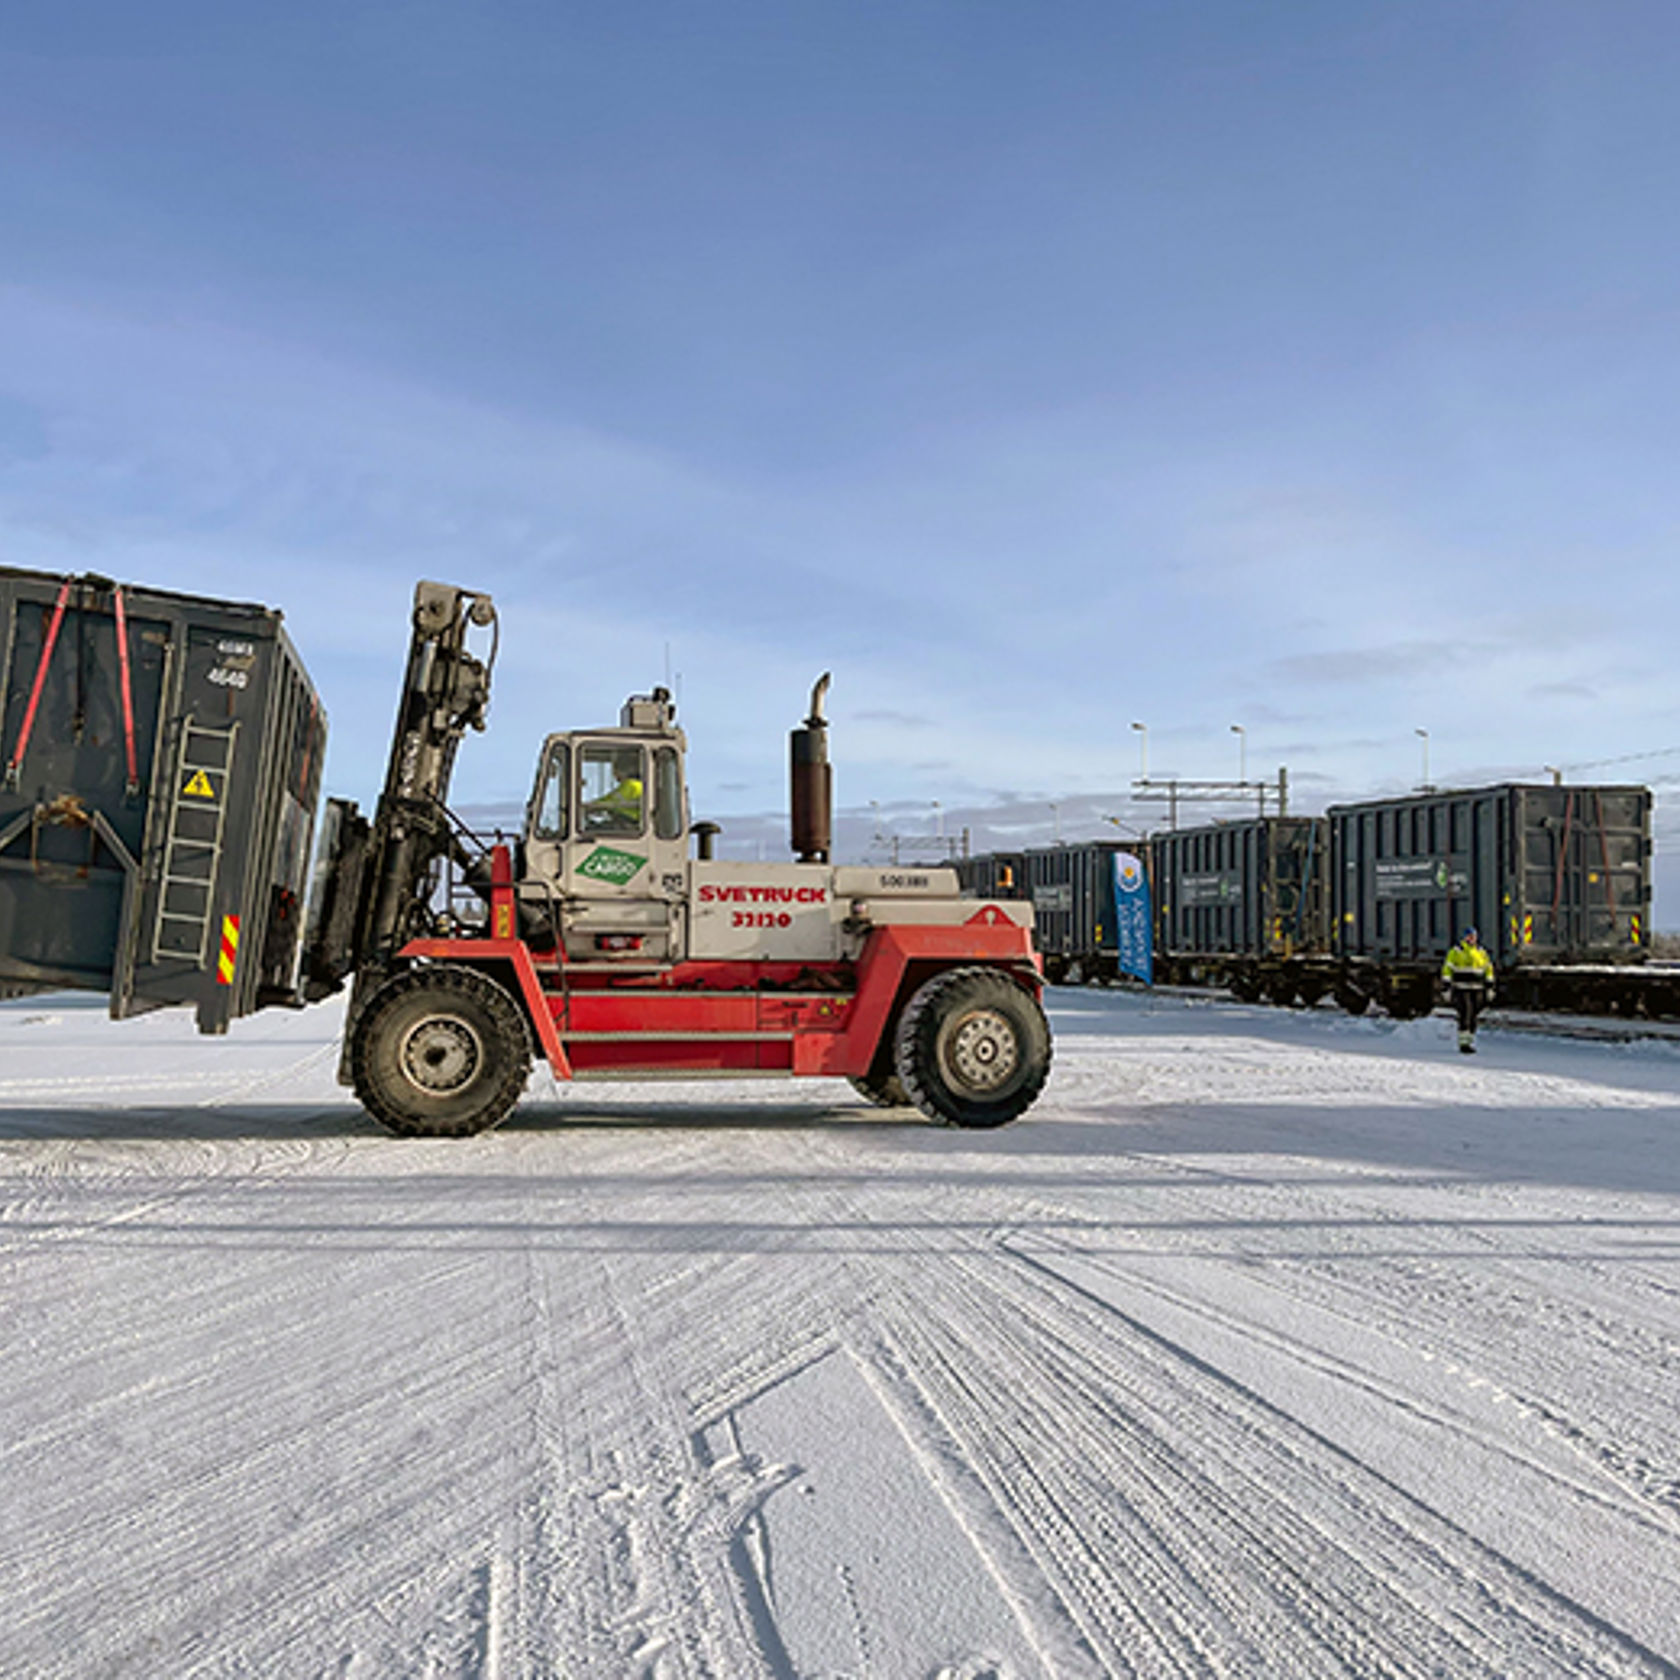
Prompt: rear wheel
<box><xmin>351</xmin><ymin>965</ymin><xmax>532</xmax><ymax>1137</ymax></box>
<box><xmin>848</xmin><ymin>1070</ymin><xmax>911</xmax><ymax>1108</ymax></box>
<box><xmin>894</xmin><ymin>967</ymin><xmax>1051</xmax><ymax>1129</ymax></box>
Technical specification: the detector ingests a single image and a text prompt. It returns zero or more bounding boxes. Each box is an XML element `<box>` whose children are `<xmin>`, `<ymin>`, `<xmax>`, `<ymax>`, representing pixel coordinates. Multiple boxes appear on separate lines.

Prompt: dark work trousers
<box><xmin>1451</xmin><ymin>976</ymin><xmax>1489</xmax><ymax>1048</ymax></box>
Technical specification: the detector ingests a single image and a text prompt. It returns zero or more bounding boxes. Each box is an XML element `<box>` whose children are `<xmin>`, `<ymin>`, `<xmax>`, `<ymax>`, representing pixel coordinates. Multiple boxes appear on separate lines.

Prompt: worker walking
<box><xmin>1441</xmin><ymin>927</ymin><xmax>1495</xmax><ymax>1053</ymax></box>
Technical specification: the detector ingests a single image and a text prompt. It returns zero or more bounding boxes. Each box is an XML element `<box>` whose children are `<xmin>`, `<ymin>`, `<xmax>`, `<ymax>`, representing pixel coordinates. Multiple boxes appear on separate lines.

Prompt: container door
<box><xmin>0</xmin><ymin>588</ymin><xmax>171</xmax><ymax>991</ymax></box>
<box><xmin>1519</xmin><ymin>787</ymin><xmax>1584</xmax><ymax>957</ymax></box>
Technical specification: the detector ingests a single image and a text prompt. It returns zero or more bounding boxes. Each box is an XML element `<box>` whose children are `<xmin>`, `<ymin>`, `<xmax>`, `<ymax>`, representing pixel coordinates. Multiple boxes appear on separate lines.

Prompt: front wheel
<box><xmin>894</xmin><ymin>967</ymin><xmax>1051</xmax><ymax>1129</ymax></box>
<box><xmin>350</xmin><ymin>965</ymin><xmax>532</xmax><ymax>1137</ymax></box>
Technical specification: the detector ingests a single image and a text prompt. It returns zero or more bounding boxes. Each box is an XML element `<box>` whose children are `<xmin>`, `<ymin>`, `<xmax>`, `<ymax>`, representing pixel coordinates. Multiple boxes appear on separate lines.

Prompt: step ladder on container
<box><xmin>153</xmin><ymin>721</ymin><xmax>240</xmax><ymax>966</ymax></box>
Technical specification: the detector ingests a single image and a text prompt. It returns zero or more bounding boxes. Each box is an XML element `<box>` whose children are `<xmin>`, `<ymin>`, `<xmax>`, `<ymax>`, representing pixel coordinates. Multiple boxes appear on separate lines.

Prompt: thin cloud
<box><xmin>853</xmin><ymin>708</ymin><xmax>934</xmax><ymax>728</ymax></box>
<box><xmin>1266</xmin><ymin>640</ymin><xmax>1475</xmax><ymax>686</ymax></box>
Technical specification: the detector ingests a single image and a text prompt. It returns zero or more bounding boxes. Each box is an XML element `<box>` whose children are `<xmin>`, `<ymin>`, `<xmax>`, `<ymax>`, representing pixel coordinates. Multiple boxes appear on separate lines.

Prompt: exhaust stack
<box><xmin>790</xmin><ymin>673</ymin><xmax>833</xmax><ymax>863</ymax></box>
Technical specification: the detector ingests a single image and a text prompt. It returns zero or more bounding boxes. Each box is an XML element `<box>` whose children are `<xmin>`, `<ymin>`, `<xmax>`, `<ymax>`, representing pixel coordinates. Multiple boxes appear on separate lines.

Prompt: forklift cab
<box><xmin>519</xmin><ymin>689</ymin><xmax>691</xmax><ymax>962</ymax></box>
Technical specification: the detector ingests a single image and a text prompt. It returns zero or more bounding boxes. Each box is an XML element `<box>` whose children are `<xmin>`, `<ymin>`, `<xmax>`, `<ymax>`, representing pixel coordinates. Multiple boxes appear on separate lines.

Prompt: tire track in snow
<box><xmin>0</xmin><ymin>1145</ymin><xmax>549</xmax><ymax>1677</ymax></box>
<box><xmin>5</xmin><ymin>993</ymin><xmax>1676</xmax><ymax>1676</ymax></box>
<box><xmin>870</xmin><ymin>1237</ymin><xmax>1676</xmax><ymax>1678</ymax></box>
<box><xmin>1021</xmin><ymin>1027</ymin><xmax>1680</xmax><ymax>1545</ymax></box>
<box><xmin>505</xmin><ymin>1131</ymin><xmax>837</xmax><ymax>1677</ymax></box>
<box><xmin>776</xmin><ymin>1116</ymin><xmax>1680</xmax><ymax>1679</ymax></box>
<box><xmin>1045</xmin><ymin>1141</ymin><xmax>1680</xmax><ymax>1533</ymax></box>
<box><xmin>0</xmin><ymin>1034</ymin><xmax>361</xmax><ymax>1263</ymax></box>
<box><xmin>1018</xmin><ymin>1229</ymin><xmax>1680</xmax><ymax>1548</ymax></box>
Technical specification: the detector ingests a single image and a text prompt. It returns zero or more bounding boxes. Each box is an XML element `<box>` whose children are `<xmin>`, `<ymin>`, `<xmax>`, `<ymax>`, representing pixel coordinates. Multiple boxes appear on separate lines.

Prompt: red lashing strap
<box><xmin>5</xmin><ymin>578</ymin><xmax>74</xmax><ymax>786</ymax></box>
<box><xmin>112</xmin><ymin>587</ymin><xmax>140</xmax><ymax>794</ymax></box>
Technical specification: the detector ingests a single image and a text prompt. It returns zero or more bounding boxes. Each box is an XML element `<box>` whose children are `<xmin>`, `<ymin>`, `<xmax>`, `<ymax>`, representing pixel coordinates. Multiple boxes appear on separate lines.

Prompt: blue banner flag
<box><xmin>1112</xmin><ymin>851</ymin><xmax>1153</xmax><ymax>984</ymax></box>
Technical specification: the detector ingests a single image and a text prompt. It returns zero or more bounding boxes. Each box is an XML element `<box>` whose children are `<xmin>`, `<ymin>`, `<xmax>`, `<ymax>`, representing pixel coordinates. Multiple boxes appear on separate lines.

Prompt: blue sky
<box><xmin>3</xmin><ymin>3</ymin><xmax>1678</xmax><ymax>914</ymax></box>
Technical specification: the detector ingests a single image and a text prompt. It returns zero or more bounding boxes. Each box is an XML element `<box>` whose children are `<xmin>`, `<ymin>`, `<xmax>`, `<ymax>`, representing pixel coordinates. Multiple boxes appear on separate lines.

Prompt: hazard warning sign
<box><xmin>182</xmin><ymin>769</ymin><xmax>217</xmax><ymax>799</ymax></box>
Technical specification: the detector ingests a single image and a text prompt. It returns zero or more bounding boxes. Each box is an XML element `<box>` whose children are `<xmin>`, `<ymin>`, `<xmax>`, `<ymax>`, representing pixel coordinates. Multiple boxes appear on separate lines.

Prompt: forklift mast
<box><xmin>302</xmin><ymin>581</ymin><xmax>496</xmax><ymax>998</ymax></box>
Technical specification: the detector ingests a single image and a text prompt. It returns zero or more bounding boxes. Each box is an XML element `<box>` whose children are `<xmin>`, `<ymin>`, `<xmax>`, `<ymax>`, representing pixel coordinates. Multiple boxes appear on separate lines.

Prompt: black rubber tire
<box><xmin>350</xmin><ymin>965</ymin><xmax>532</xmax><ymax>1137</ymax></box>
<box><xmin>849</xmin><ymin>1071</ymin><xmax>912</xmax><ymax>1108</ymax></box>
<box><xmin>893</xmin><ymin>967</ymin><xmax>1051</xmax><ymax>1129</ymax></box>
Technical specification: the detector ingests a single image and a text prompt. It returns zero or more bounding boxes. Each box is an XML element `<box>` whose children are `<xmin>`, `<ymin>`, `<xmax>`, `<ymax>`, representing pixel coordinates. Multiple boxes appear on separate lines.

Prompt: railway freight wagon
<box><xmin>1025</xmin><ymin>842</ymin><xmax>1127</xmax><ymax>983</ymax></box>
<box><xmin>1152</xmin><ymin>816</ymin><xmax>1332</xmax><ymax>1004</ymax></box>
<box><xmin>0</xmin><ymin>566</ymin><xmax>326</xmax><ymax>1032</ymax></box>
<box><xmin>957</xmin><ymin>779</ymin><xmax>1672</xmax><ymax>1021</ymax></box>
<box><xmin>1330</xmin><ymin>782</ymin><xmax>1660</xmax><ymax>1018</ymax></box>
<box><xmin>958</xmin><ymin>841</ymin><xmax>1149</xmax><ymax>985</ymax></box>
<box><xmin>955</xmin><ymin>850</ymin><xmax>1027</xmax><ymax>903</ymax></box>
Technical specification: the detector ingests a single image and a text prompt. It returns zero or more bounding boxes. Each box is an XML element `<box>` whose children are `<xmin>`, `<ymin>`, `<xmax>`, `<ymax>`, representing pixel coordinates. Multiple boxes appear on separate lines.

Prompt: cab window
<box><xmin>580</xmin><ymin>744</ymin><xmax>646</xmax><ymax>835</ymax></box>
<box><xmin>654</xmin><ymin>747</ymin><xmax>684</xmax><ymax>841</ymax></box>
<box><xmin>531</xmin><ymin>741</ymin><xmax>569</xmax><ymax>840</ymax></box>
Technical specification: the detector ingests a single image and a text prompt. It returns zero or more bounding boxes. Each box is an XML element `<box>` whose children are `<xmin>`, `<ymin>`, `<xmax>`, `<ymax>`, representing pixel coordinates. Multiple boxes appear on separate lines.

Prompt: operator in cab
<box><xmin>582</xmin><ymin>747</ymin><xmax>645</xmax><ymax>833</ymax></box>
<box><xmin>1441</xmin><ymin>927</ymin><xmax>1495</xmax><ymax>1054</ymax></box>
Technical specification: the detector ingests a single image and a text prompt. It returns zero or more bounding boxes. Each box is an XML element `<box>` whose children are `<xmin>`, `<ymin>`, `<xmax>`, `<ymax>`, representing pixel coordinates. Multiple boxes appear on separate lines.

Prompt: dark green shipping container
<box><xmin>1329</xmin><ymin>783</ymin><xmax>1651</xmax><ymax>969</ymax></box>
<box><xmin>0</xmin><ymin>566</ymin><xmax>326</xmax><ymax>1032</ymax></box>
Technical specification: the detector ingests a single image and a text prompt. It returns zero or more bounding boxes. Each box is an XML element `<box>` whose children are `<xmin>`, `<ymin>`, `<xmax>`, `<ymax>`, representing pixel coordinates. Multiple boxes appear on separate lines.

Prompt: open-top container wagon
<box><xmin>957</xmin><ymin>783</ymin><xmax>1672</xmax><ymax>1021</ymax></box>
<box><xmin>1329</xmin><ymin>782</ymin><xmax>1656</xmax><ymax>1017</ymax></box>
<box><xmin>1151</xmin><ymin>816</ymin><xmax>1329</xmax><ymax>1002</ymax></box>
<box><xmin>0</xmin><ymin>566</ymin><xmax>326</xmax><ymax>1033</ymax></box>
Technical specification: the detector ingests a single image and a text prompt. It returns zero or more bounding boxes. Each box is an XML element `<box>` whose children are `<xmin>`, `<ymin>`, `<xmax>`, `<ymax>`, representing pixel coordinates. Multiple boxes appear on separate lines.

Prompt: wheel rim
<box><xmin>940</xmin><ymin>1007</ymin><xmax>1020</xmax><ymax>1094</ymax></box>
<box><xmin>398</xmin><ymin>1014</ymin><xmax>483</xmax><ymax>1096</ymax></box>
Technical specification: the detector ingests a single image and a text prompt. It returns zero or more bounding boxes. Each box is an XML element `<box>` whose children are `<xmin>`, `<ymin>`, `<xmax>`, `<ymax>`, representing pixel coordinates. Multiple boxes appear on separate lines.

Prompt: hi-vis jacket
<box><xmin>592</xmin><ymin>777</ymin><xmax>644</xmax><ymax>822</ymax></box>
<box><xmin>1442</xmin><ymin>941</ymin><xmax>1495</xmax><ymax>983</ymax></box>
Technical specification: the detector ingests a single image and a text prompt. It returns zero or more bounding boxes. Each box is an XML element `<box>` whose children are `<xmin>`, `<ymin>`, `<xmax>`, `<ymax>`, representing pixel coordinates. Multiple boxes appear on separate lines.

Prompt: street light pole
<box><xmin>1130</xmin><ymin>721</ymin><xmax>1148</xmax><ymax>779</ymax></box>
<box><xmin>1231</xmin><ymin>723</ymin><xmax>1246</xmax><ymax>785</ymax></box>
<box><xmin>1415</xmin><ymin>727</ymin><xmax>1430</xmax><ymax>792</ymax></box>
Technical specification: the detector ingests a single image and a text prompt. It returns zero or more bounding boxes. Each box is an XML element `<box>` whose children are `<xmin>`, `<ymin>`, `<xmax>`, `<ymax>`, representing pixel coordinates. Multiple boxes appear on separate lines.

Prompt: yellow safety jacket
<box><xmin>1442</xmin><ymin>942</ymin><xmax>1494</xmax><ymax>982</ymax></box>
<box><xmin>592</xmin><ymin>776</ymin><xmax>643</xmax><ymax>816</ymax></box>
<box><xmin>584</xmin><ymin>776</ymin><xmax>645</xmax><ymax>831</ymax></box>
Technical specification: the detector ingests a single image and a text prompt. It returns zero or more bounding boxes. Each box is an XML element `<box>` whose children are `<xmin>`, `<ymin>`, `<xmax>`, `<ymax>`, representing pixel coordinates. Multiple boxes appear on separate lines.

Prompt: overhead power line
<box><xmin>1558</xmin><ymin>745</ymin><xmax>1680</xmax><ymax>773</ymax></box>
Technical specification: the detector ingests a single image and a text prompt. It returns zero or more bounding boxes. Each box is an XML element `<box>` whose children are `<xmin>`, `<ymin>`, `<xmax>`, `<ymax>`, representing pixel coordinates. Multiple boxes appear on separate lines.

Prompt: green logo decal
<box><xmin>578</xmin><ymin>846</ymin><xmax>647</xmax><ymax>885</ymax></box>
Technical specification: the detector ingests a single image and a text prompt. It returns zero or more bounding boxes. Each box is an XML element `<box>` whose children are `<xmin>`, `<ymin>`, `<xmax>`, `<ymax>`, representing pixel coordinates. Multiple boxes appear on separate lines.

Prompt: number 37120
<box><xmin>732</xmin><ymin>910</ymin><xmax>792</xmax><ymax>929</ymax></box>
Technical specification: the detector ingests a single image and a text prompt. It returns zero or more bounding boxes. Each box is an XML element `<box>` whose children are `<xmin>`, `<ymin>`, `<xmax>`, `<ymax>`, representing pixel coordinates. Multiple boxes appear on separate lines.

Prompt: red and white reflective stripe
<box><xmin>4</xmin><ymin>578</ymin><xmax>73</xmax><ymax>784</ymax></box>
<box><xmin>216</xmin><ymin>916</ymin><xmax>241</xmax><ymax>985</ymax></box>
<box><xmin>112</xmin><ymin>586</ymin><xmax>140</xmax><ymax>794</ymax></box>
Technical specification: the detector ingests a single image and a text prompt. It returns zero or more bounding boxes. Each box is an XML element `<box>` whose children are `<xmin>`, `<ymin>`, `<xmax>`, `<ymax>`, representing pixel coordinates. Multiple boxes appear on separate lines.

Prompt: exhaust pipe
<box><xmin>790</xmin><ymin>672</ymin><xmax>832</xmax><ymax>863</ymax></box>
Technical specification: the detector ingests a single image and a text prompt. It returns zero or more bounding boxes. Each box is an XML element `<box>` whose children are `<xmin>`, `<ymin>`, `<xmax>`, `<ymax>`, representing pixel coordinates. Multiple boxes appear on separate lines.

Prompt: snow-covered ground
<box><xmin>1</xmin><ymin>987</ymin><xmax>1677</xmax><ymax>1679</ymax></box>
